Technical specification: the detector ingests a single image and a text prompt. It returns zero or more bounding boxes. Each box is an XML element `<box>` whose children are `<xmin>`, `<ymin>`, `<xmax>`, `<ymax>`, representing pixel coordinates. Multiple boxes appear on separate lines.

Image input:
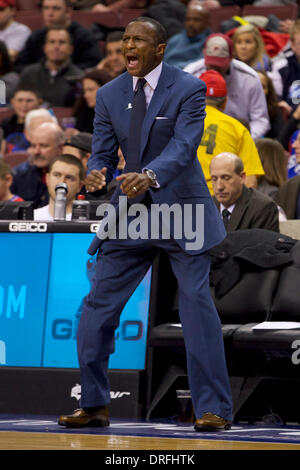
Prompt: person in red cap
<box><xmin>184</xmin><ymin>33</ymin><xmax>270</xmax><ymax>140</ymax></box>
<box><xmin>0</xmin><ymin>0</ymin><xmax>31</xmax><ymax>62</ymax></box>
<box><xmin>197</xmin><ymin>69</ymin><xmax>264</xmax><ymax>194</ymax></box>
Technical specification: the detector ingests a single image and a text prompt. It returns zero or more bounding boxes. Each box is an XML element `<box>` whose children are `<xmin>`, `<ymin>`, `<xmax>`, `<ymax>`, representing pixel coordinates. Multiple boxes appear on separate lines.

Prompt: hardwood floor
<box><xmin>1</xmin><ymin>431</ymin><xmax>300</xmax><ymax>450</ymax></box>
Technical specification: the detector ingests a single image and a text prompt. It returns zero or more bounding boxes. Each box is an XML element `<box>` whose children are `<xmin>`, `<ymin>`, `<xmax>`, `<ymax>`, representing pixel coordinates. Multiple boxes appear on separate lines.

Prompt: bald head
<box><xmin>185</xmin><ymin>2</ymin><xmax>210</xmax><ymax>37</ymax></box>
<box><xmin>210</xmin><ymin>153</ymin><xmax>244</xmax><ymax>174</ymax></box>
<box><xmin>34</xmin><ymin>122</ymin><xmax>65</xmax><ymax>145</ymax></box>
<box><xmin>210</xmin><ymin>153</ymin><xmax>246</xmax><ymax>207</ymax></box>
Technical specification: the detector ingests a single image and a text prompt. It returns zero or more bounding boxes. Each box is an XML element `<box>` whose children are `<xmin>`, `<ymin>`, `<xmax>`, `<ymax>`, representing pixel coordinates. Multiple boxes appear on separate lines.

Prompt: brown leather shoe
<box><xmin>58</xmin><ymin>407</ymin><xmax>110</xmax><ymax>428</ymax></box>
<box><xmin>194</xmin><ymin>412</ymin><xmax>231</xmax><ymax>432</ymax></box>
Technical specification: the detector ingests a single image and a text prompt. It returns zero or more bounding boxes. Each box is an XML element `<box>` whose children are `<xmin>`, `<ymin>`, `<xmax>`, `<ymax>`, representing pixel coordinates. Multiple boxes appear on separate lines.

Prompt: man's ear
<box><xmin>157</xmin><ymin>43</ymin><xmax>166</xmax><ymax>59</ymax></box>
<box><xmin>5</xmin><ymin>174</ymin><xmax>13</xmax><ymax>188</ymax></box>
<box><xmin>240</xmin><ymin>171</ymin><xmax>247</xmax><ymax>183</ymax></box>
<box><xmin>221</xmin><ymin>96</ymin><xmax>228</xmax><ymax>111</ymax></box>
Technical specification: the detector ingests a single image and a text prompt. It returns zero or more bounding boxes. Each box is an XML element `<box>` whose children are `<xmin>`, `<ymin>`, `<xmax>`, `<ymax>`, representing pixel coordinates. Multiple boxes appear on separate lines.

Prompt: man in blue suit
<box><xmin>58</xmin><ymin>17</ymin><xmax>232</xmax><ymax>432</ymax></box>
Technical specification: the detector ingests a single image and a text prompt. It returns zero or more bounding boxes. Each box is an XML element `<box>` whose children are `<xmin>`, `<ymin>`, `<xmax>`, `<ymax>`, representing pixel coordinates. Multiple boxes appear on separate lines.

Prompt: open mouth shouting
<box><xmin>126</xmin><ymin>54</ymin><xmax>140</xmax><ymax>74</ymax></box>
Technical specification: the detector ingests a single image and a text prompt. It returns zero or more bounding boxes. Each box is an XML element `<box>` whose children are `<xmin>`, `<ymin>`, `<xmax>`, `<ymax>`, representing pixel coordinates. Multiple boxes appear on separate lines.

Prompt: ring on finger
<box><xmin>133</xmin><ymin>186</ymin><xmax>137</xmax><ymax>192</ymax></box>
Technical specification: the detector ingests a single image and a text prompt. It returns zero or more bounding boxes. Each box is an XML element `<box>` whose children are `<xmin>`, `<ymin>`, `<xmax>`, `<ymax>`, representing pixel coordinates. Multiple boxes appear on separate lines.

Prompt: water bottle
<box><xmin>54</xmin><ymin>183</ymin><xmax>68</xmax><ymax>221</ymax></box>
<box><xmin>72</xmin><ymin>194</ymin><xmax>90</xmax><ymax>221</ymax></box>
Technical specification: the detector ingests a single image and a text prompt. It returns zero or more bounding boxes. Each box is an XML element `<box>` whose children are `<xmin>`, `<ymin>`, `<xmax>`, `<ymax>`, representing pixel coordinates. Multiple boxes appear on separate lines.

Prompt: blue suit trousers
<box><xmin>77</xmin><ymin>231</ymin><xmax>232</xmax><ymax>421</ymax></box>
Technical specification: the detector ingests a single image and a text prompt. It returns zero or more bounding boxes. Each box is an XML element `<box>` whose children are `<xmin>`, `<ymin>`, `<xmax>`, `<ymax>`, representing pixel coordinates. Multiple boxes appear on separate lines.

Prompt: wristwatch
<box><xmin>144</xmin><ymin>169</ymin><xmax>158</xmax><ymax>187</ymax></box>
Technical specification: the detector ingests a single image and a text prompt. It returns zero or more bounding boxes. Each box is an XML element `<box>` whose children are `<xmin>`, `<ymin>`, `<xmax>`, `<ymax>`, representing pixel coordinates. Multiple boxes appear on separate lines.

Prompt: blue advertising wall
<box><xmin>0</xmin><ymin>233</ymin><xmax>151</xmax><ymax>370</ymax></box>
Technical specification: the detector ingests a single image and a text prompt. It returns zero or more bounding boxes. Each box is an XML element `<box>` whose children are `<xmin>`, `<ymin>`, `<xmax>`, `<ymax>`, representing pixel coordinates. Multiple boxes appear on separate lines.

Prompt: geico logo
<box><xmin>90</xmin><ymin>223</ymin><xmax>100</xmax><ymax>233</ymax></box>
<box><xmin>52</xmin><ymin>318</ymin><xmax>143</xmax><ymax>340</ymax></box>
<box><xmin>9</xmin><ymin>222</ymin><xmax>47</xmax><ymax>232</ymax></box>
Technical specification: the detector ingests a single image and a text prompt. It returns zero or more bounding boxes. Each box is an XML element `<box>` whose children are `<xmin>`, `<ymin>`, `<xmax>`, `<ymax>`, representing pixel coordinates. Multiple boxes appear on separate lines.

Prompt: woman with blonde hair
<box><xmin>233</xmin><ymin>23</ymin><xmax>271</xmax><ymax>71</ymax></box>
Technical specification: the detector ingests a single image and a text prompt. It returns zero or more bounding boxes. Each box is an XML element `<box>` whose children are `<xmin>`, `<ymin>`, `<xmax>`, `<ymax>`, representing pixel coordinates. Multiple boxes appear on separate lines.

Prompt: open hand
<box><xmin>84</xmin><ymin>168</ymin><xmax>107</xmax><ymax>192</ymax></box>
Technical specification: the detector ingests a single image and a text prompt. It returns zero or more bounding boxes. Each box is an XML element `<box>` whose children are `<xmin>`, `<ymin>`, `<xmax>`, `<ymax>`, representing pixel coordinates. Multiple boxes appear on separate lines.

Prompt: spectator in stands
<box><xmin>73</xmin><ymin>69</ymin><xmax>112</xmax><ymax>133</ymax></box>
<box><xmin>256</xmin><ymin>70</ymin><xmax>285</xmax><ymax>139</ymax></box>
<box><xmin>272</xmin><ymin>19</ymin><xmax>300</xmax><ymax>115</ymax></box>
<box><xmin>233</xmin><ymin>24</ymin><xmax>271</xmax><ymax>72</ymax></box>
<box><xmin>34</xmin><ymin>153</ymin><xmax>85</xmax><ymax>220</ymax></box>
<box><xmin>0</xmin><ymin>87</ymin><xmax>42</xmax><ymax>155</ymax></box>
<box><xmin>0</xmin><ymin>159</ymin><xmax>23</xmax><ymax>202</ymax></box>
<box><xmin>88</xmin><ymin>0</ymin><xmax>147</xmax><ymax>13</ymax></box>
<box><xmin>0</xmin><ymin>0</ymin><xmax>31</xmax><ymax>63</ymax></box>
<box><xmin>276</xmin><ymin>103</ymin><xmax>300</xmax><ymax>152</ymax></box>
<box><xmin>11</xmin><ymin>121</ymin><xmax>65</xmax><ymax>208</ymax></box>
<box><xmin>184</xmin><ymin>33</ymin><xmax>270</xmax><ymax>139</ymax></box>
<box><xmin>279</xmin><ymin>125</ymin><xmax>300</xmax><ymax>213</ymax></box>
<box><xmin>164</xmin><ymin>3</ymin><xmax>211</xmax><ymax>69</ymax></box>
<box><xmin>143</xmin><ymin>0</ymin><xmax>187</xmax><ymax>39</ymax></box>
<box><xmin>255</xmin><ymin>138</ymin><xmax>287</xmax><ymax>204</ymax></box>
<box><xmin>24</xmin><ymin>108</ymin><xmax>59</xmax><ymax>142</ymax></box>
<box><xmin>0</xmin><ymin>39</ymin><xmax>18</xmax><ymax>102</ymax></box>
<box><xmin>18</xmin><ymin>26</ymin><xmax>82</xmax><ymax>107</ymax></box>
<box><xmin>14</xmin><ymin>0</ymin><xmax>102</xmax><ymax>72</ymax></box>
<box><xmin>97</xmin><ymin>31</ymin><xmax>126</xmax><ymax>79</ymax></box>
<box><xmin>63</xmin><ymin>132</ymin><xmax>92</xmax><ymax>171</ymax></box>
<box><xmin>210</xmin><ymin>152</ymin><xmax>279</xmax><ymax>232</ymax></box>
<box><xmin>198</xmin><ymin>69</ymin><xmax>264</xmax><ymax>193</ymax></box>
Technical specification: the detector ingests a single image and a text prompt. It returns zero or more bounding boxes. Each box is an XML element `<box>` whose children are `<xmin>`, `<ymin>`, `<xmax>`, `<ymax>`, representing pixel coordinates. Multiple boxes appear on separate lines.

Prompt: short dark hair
<box><xmin>128</xmin><ymin>17</ymin><xmax>167</xmax><ymax>45</ymax></box>
<box><xmin>42</xmin><ymin>0</ymin><xmax>73</xmax><ymax>8</ymax></box>
<box><xmin>82</xmin><ymin>68</ymin><xmax>112</xmax><ymax>87</ymax></box>
<box><xmin>49</xmin><ymin>154</ymin><xmax>85</xmax><ymax>181</ymax></box>
<box><xmin>206</xmin><ymin>96</ymin><xmax>226</xmax><ymax>109</ymax></box>
<box><xmin>12</xmin><ymin>87</ymin><xmax>42</xmax><ymax>100</ymax></box>
<box><xmin>106</xmin><ymin>31</ymin><xmax>124</xmax><ymax>43</ymax></box>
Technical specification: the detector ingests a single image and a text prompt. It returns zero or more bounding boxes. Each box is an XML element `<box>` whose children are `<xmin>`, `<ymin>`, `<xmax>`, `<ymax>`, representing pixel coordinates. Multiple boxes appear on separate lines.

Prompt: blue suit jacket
<box><xmin>88</xmin><ymin>62</ymin><xmax>226</xmax><ymax>255</ymax></box>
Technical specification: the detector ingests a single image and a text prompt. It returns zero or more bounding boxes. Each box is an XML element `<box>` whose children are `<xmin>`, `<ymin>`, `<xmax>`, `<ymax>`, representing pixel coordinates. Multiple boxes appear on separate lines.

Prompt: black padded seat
<box><xmin>233</xmin><ymin>323</ymin><xmax>300</xmax><ymax>356</ymax></box>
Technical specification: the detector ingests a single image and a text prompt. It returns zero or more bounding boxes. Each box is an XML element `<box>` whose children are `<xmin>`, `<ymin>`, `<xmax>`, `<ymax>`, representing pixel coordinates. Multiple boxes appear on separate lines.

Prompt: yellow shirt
<box><xmin>197</xmin><ymin>105</ymin><xmax>264</xmax><ymax>194</ymax></box>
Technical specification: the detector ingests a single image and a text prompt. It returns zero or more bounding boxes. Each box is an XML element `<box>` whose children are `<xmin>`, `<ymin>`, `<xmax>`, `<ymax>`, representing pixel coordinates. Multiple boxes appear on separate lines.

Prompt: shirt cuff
<box><xmin>142</xmin><ymin>167</ymin><xmax>160</xmax><ymax>188</ymax></box>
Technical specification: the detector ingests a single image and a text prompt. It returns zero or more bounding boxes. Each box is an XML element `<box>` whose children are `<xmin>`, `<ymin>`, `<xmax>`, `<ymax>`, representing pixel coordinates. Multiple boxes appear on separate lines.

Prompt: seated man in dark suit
<box><xmin>279</xmin><ymin>130</ymin><xmax>300</xmax><ymax>219</ymax></box>
<box><xmin>210</xmin><ymin>152</ymin><xmax>279</xmax><ymax>232</ymax></box>
<box><xmin>279</xmin><ymin>175</ymin><xmax>300</xmax><ymax>219</ymax></box>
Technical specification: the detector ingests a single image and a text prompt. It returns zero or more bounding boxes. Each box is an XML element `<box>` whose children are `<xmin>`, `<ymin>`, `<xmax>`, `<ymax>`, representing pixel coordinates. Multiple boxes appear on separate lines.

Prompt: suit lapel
<box><xmin>140</xmin><ymin>63</ymin><xmax>175</xmax><ymax>158</ymax></box>
<box><xmin>227</xmin><ymin>186</ymin><xmax>250</xmax><ymax>231</ymax></box>
<box><xmin>119</xmin><ymin>73</ymin><xmax>135</xmax><ymax>136</ymax></box>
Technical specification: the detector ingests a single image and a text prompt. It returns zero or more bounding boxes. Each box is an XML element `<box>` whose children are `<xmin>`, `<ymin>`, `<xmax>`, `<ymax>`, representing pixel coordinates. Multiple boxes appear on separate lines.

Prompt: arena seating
<box><xmin>15</xmin><ymin>0</ymin><xmax>39</xmax><ymax>10</ymax></box>
<box><xmin>145</xmin><ymin>227</ymin><xmax>300</xmax><ymax>422</ymax></box>
<box><xmin>0</xmin><ymin>107</ymin><xmax>14</xmax><ymax>122</ymax></box>
<box><xmin>14</xmin><ymin>7</ymin><xmax>145</xmax><ymax>31</ymax></box>
<box><xmin>71</xmin><ymin>10</ymin><xmax>121</xmax><ymax>28</ymax></box>
<box><xmin>242</xmin><ymin>4</ymin><xmax>298</xmax><ymax>21</ymax></box>
<box><xmin>209</xmin><ymin>6</ymin><xmax>241</xmax><ymax>33</ymax></box>
<box><xmin>15</xmin><ymin>11</ymin><xmax>43</xmax><ymax>31</ymax></box>
<box><xmin>3</xmin><ymin>151</ymin><xmax>29</xmax><ymax>167</ymax></box>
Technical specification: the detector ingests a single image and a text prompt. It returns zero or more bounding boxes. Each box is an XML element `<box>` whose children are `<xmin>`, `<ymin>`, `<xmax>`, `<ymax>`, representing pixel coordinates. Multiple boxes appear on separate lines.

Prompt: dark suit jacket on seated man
<box><xmin>58</xmin><ymin>17</ymin><xmax>233</xmax><ymax>432</ymax></box>
<box><xmin>210</xmin><ymin>152</ymin><xmax>279</xmax><ymax>233</ymax></box>
<box><xmin>279</xmin><ymin>175</ymin><xmax>300</xmax><ymax>220</ymax></box>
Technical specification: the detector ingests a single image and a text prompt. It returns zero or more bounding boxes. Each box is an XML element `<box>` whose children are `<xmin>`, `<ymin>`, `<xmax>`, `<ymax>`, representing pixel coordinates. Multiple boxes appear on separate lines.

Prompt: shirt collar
<box><xmin>132</xmin><ymin>62</ymin><xmax>163</xmax><ymax>91</ymax></box>
<box><xmin>220</xmin><ymin>203</ymin><xmax>235</xmax><ymax>214</ymax></box>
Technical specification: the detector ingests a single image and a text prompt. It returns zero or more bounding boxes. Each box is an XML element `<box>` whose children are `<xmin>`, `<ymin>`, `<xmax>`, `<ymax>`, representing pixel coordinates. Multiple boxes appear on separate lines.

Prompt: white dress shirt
<box><xmin>220</xmin><ymin>203</ymin><xmax>235</xmax><ymax>220</ymax></box>
<box><xmin>132</xmin><ymin>62</ymin><xmax>163</xmax><ymax>188</ymax></box>
<box><xmin>132</xmin><ymin>62</ymin><xmax>163</xmax><ymax>108</ymax></box>
<box><xmin>34</xmin><ymin>204</ymin><xmax>72</xmax><ymax>221</ymax></box>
